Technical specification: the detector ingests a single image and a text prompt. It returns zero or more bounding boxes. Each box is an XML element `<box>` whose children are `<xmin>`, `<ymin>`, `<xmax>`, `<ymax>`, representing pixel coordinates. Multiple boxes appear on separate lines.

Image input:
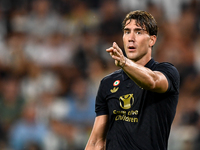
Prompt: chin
<box><xmin>127</xmin><ymin>54</ymin><xmax>137</xmax><ymax>60</ymax></box>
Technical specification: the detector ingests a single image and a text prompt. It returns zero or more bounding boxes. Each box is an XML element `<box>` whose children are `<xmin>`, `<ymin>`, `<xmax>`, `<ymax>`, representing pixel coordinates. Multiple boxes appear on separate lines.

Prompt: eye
<box><xmin>136</xmin><ymin>31</ymin><xmax>141</xmax><ymax>35</ymax></box>
<box><xmin>124</xmin><ymin>30</ymin><xmax>130</xmax><ymax>34</ymax></box>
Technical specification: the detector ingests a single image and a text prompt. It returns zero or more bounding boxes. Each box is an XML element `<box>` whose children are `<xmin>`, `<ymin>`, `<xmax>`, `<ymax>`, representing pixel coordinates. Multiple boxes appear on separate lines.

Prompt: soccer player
<box><xmin>85</xmin><ymin>10</ymin><xmax>180</xmax><ymax>150</ymax></box>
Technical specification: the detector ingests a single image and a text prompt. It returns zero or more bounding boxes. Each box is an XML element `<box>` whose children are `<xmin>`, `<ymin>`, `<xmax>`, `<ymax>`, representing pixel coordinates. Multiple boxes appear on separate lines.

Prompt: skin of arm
<box><xmin>85</xmin><ymin>115</ymin><xmax>109</xmax><ymax>150</ymax></box>
<box><xmin>106</xmin><ymin>42</ymin><xmax>168</xmax><ymax>93</ymax></box>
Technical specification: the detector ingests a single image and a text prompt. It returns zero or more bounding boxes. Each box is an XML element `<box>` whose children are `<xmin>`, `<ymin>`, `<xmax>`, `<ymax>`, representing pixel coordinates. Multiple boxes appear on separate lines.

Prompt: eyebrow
<box><xmin>123</xmin><ymin>27</ymin><xmax>145</xmax><ymax>32</ymax></box>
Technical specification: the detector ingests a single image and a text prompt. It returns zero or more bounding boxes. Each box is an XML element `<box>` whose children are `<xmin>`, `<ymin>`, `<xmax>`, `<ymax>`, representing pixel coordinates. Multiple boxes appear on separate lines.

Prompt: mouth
<box><xmin>128</xmin><ymin>46</ymin><xmax>136</xmax><ymax>51</ymax></box>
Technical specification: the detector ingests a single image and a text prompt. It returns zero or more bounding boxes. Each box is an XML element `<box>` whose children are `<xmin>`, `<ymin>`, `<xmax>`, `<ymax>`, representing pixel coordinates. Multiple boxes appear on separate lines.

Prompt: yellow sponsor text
<box><xmin>115</xmin><ymin>115</ymin><xmax>138</xmax><ymax>123</ymax></box>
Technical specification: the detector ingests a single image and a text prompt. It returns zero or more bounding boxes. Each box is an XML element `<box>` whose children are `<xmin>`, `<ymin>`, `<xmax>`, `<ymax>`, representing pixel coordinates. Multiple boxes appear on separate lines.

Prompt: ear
<box><xmin>149</xmin><ymin>35</ymin><xmax>157</xmax><ymax>47</ymax></box>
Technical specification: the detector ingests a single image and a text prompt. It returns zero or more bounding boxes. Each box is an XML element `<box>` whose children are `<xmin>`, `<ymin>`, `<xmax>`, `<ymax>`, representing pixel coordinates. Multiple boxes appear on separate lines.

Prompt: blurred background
<box><xmin>0</xmin><ymin>0</ymin><xmax>199</xmax><ymax>149</ymax></box>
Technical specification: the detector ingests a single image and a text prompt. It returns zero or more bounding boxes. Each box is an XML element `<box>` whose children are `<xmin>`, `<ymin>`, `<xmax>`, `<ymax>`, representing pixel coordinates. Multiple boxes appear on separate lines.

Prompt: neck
<box><xmin>133</xmin><ymin>50</ymin><xmax>152</xmax><ymax>66</ymax></box>
<box><xmin>136</xmin><ymin>56</ymin><xmax>151</xmax><ymax>66</ymax></box>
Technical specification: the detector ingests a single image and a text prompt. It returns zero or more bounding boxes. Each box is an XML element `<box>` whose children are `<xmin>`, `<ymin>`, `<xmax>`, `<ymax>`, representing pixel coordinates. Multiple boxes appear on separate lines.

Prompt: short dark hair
<box><xmin>122</xmin><ymin>10</ymin><xmax>158</xmax><ymax>36</ymax></box>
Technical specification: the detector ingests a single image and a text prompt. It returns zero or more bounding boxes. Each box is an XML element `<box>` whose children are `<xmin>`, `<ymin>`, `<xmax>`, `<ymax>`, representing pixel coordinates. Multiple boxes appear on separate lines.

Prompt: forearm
<box><xmin>123</xmin><ymin>58</ymin><xmax>158</xmax><ymax>90</ymax></box>
<box><xmin>85</xmin><ymin>115</ymin><xmax>108</xmax><ymax>150</ymax></box>
<box><xmin>85</xmin><ymin>138</ymin><xmax>106</xmax><ymax>150</ymax></box>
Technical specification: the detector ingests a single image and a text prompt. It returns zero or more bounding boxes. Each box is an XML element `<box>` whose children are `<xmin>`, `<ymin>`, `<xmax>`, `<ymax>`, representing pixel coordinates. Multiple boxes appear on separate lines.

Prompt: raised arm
<box><xmin>85</xmin><ymin>115</ymin><xmax>109</xmax><ymax>150</ymax></box>
<box><xmin>123</xmin><ymin>59</ymin><xmax>168</xmax><ymax>93</ymax></box>
<box><xmin>106</xmin><ymin>42</ymin><xmax>168</xmax><ymax>93</ymax></box>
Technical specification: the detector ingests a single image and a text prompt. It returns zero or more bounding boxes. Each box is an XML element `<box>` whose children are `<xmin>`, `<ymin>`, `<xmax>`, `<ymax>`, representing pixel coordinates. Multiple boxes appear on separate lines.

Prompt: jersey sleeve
<box><xmin>95</xmin><ymin>78</ymin><xmax>109</xmax><ymax>116</ymax></box>
<box><xmin>156</xmin><ymin>63</ymin><xmax>180</xmax><ymax>94</ymax></box>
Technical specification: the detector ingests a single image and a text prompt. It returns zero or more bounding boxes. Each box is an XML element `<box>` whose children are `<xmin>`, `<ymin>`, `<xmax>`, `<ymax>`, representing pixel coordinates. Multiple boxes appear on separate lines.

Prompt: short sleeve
<box><xmin>156</xmin><ymin>63</ymin><xmax>180</xmax><ymax>94</ymax></box>
<box><xmin>95</xmin><ymin>79</ymin><xmax>109</xmax><ymax>116</ymax></box>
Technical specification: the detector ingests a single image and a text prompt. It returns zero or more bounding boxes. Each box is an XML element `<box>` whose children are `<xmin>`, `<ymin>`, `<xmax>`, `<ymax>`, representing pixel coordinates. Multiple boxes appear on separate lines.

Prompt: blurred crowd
<box><xmin>0</xmin><ymin>0</ymin><xmax>199</xmax><ymax>150</ymax></box>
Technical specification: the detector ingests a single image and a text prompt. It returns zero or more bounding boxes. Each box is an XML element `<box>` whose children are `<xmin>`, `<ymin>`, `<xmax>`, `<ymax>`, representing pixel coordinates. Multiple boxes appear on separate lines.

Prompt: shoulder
<box><xmin>101</xmin><ymin>69</ymin><xmax>122</xmax><ymax>82</ymax></box>
<box><xmin>156</xmin><ymin>62</ymin><xmax>176</xmax><ymax>69</ymax></box>
<box><xmin>97</xmin><ymin>69</ymin><xmax>123</xmax><ymax>91</ymax></box>
<box><xmin>154</xmin><ymin>62</ymin><xmax>179</xmax><ymax>77</ymax></box>
<box><xmin>153</xmin><ymin>61</ymin><xmax>175</xmax><ymax>69</ymax></box>
<box><xmin>146</xmin><ymin>59</ymin><xmax>179</xmax><ymax>75</ymax></box>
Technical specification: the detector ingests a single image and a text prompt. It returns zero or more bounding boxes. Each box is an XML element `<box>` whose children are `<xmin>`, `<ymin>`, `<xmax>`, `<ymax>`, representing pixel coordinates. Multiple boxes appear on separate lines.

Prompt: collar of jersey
<box><xmin>122</xmin><ymin>58</ymin><xmax>155</xmax><ymax>81</ymax></box>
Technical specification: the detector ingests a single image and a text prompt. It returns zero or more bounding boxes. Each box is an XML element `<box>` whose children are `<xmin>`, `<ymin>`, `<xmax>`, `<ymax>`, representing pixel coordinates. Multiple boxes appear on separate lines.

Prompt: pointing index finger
<box><xmin>106</xmin><ymin>47</ymin><xmax>114</xmax><ymax>52</ymax></box>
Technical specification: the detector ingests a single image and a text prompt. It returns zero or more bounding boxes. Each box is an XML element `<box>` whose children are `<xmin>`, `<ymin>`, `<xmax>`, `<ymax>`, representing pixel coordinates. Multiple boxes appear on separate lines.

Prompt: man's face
<box><xmin>123</xmin><ymin>19</ymin><xmax>154</xmax><ymax>62</ymax></box>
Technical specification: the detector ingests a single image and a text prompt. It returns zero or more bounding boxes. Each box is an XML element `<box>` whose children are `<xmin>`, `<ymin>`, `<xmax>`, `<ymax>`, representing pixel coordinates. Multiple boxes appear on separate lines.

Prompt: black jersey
<box><xmin>95</xmin><ymin>59</ymin><xmax>180</xmax><ymax>150</ymax></box>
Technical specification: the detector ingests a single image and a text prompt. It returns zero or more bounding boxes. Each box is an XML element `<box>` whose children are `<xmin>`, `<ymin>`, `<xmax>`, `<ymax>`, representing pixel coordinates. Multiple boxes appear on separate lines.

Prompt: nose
<box><xmin>128</xmin><ymin>32</ymin><xmax>135</xmax><ymax>42</ymax></box>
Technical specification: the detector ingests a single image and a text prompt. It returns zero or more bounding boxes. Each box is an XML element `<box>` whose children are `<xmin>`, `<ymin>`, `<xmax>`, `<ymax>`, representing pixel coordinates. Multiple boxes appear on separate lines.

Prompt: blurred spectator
<box><xmin>99</xmin><ymin>0</ymin><xmax>123</xmax><ymax>45</ymax></box>
<box><xmin>73</xmin><ymin>30</ymin><xmax>101</xmax><ymax>76</ymax></box>
<box><xmin>65</xmin><ymin>77</ymin><xmax>95</xmax><ymax>126</ymax></box>
<box><xmin>36</xmin><ymin>92</ymin><xmax>70</xmax><ymax>150</ymax></box>
<box><xmin>65</xmin><ymin>77</ymin><xmax>96</xmax><ymax>149</ymax></box>
<box><xmin>9</xmin><ymin>102</ymin><xmax>47</xmax><ymax>150</ymax></box>
<box><xmin>0</xmin><ymin>75</ymin><xmax>25</xmax><ymax>146</ymax></box>
<box><xmin>24</xmin><ymin>32</ymin><xmax>74</xmax><ymax>68</ymax></box>
<box><xmin>87</xmin><ymin>58</ymin><xmax>107</xmax><ymax>94</ymax></box>
<box><xmin>160</xmin><ymin>0</ymin><xmax>183</xmax><ymax>23</ymax></box>
<box><xmin>24</xmin><ymin>0</ymin><xmax>61</xmax><ymax>39</ymax></box>
<box><xmin>35</xmin><ymin>91</ymin><xmax>70</xmax><ymax>125</ymax></box>
<box><xmin>35</xmin><ymin>92</ymin><xmax>58</xmax><ymax>125</ymax></box>
<box><xmin>20</xmin><ymin>64</ymin><xmax>60</xmax><ymax>100</ymax></box>
<box><xmin>43</xmin><ymin>118</ymin><xmax>69</xmax><ymax>150</ymax></box>
<box><xmin>61</xmin><ymin>0</ymin><xmax>100</xmax><ymax>36</ymax></box>
<box><xmin>10</xmin><ymin>8</ymin><xmax>28</xmax><ymax>33</ymax></box>
<box><xmin>0</xmin><ymin>32</ymin><xmax>28</xmax><ymax>76</ymax></box>
<box><xmin>96</xmin><ymin>0</ymin><xmax>124</xmax><ymax>66</ymax></box>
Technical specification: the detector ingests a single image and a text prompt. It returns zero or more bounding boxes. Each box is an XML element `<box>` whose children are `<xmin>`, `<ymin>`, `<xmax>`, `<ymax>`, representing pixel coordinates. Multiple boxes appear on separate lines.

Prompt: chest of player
<box><xmin>105</xmin><ymin>79</ymin><xmax>144</xmax><ymax>120</ymax></box>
